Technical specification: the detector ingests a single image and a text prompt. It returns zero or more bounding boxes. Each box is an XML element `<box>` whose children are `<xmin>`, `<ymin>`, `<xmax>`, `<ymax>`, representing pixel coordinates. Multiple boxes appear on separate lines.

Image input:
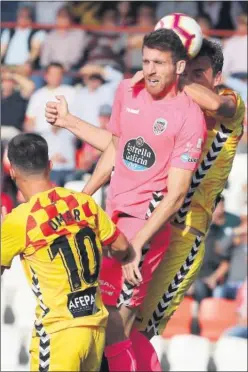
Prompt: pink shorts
<box><xmin>99</xmin><ymin>213</ymin><xmax>171</xmax><ymax>308</ymax></box>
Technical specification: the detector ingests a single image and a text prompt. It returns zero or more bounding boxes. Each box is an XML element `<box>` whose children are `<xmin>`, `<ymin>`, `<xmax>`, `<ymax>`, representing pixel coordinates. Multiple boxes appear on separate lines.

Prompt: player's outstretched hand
<box><xmin>122</xmin><ymin>245</ymin><xmax>143</xmax><ymax>287</ymax></box>
<box><xmin>45</xmin><ymin>95</ymin><xmax>69</xmax><ymax>128</ymax></box>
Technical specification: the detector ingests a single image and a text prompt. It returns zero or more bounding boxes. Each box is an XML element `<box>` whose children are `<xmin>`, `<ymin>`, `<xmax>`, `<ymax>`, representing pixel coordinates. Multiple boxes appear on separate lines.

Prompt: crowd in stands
<box><xmin>1</xmin><ymin>1</ymin><xmax>247</xmax><ymax>357</ymax></box>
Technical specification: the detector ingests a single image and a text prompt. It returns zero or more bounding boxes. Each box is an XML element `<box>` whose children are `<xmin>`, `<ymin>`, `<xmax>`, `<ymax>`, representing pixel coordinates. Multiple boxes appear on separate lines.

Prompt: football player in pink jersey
<box><xmin>46</xmin><ymin>29</ymin><xmax>206</xmax><ymax>371</ymax></box>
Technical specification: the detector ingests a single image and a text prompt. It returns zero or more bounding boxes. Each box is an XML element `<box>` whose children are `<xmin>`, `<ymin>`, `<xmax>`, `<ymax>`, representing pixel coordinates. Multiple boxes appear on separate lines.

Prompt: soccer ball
<box><xmin>155</xmin><ymin>13</ymin><xmax>203</xmax><ymax>59</ymax></box>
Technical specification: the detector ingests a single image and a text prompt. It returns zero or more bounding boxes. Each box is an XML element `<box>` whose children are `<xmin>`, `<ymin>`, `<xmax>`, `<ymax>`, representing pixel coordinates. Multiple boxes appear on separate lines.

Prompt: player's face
<box><xmin>186</xmin><ymin>56</ymin><xmax>221</xmax><ymax>90</ymax></box>
<box><xmin>142</xmin><ymin>46</ymin><xmax>185</xmax><ymax>98</ymax></box>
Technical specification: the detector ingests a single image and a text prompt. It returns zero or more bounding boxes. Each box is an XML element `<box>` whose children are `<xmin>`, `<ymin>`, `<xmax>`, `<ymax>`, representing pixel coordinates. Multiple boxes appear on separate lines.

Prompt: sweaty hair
<box><xmin>142</xmin><ymin>28</ymin><xmax>188</xmax><ymax>63</ymax></box>
<box><xmin>8</xmin><ymin>133</ymin><xmax>49</xmax><ymax>174</ymax></box>
<box><xmin>196</xmin><ymin>39</ymin><xmax>224</xmax><ymax>76</ymax></box>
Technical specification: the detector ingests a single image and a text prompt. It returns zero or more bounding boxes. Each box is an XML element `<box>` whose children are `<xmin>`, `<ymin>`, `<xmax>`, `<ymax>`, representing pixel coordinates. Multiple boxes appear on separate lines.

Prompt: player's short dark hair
<box><xmin>8</xmin><ymin>133</ymin><xmax>49</xmax><ymax>174</ymax></box>
<box><xmin>142</xmin><ymin>29</ymin><xmax>188</xmax><ymax>63</ymax></box>
<box><xmin>196</xmin><ymin>39</ymin><xmax>224</xmax><ymax>76</ymax></box>
<box><xmin>45</xmin><ymin>62</ymin><xmax>64</xmax><ymax>72</ymax></box>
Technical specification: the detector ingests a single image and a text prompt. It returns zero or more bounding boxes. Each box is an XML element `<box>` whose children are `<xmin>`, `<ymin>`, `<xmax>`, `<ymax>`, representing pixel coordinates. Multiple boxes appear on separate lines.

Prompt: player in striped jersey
<box><xmin>1</xmin><ymin>133</ymin><xmax>134</xmax><ymax>372</ymax></box>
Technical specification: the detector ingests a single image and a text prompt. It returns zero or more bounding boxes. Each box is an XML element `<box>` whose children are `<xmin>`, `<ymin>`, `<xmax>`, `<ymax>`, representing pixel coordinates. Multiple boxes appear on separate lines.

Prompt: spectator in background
<box><xmin>127</xmin><ymin>4</ymin><xmax>155</xmax><ymax>72</ymax></box>
<box><xmin>24</xmin><ymin>62</ymin><xmax>75</xmax><ymax>135</ymax></box>
<box><xmin>223</xmin><ymin>13</ymin><xmax>248</xmax><ymax>79</ymax></box>
<box><xmin>198</xmin><ymin>1</ymin><xmax>243</xmax><ymax>30</ymax></box>
<box><xmin>196</xmin><ymin>15</ymin><xmax>222</xmax><ymax>44</ymax></box>
<box><xmin>40</xmin><ymin>6</ymin><xmax>87</xmax><ymax>82</ymax></box>
<box><xmin>116</xmin><ymin>1</ymin><xmax>134</xmax><ymax>26</ymax></box>
<box><xmin>75</xmin><ymin>104</ymin><xmax>112</xmax><ymax>179</ymax></box>
<box><xmin>1</xmin><ymin>68</ymin><xmax>35</xmax><ymax>132</ymax></box>
<box><xmin>224</xmin><ymin>150</ymin><xmax>247</xmax><ymax>217</ymax></box>
<box><xmin>71</xmin><ymin>63</ymin><xmax>122</xmax><ymax>127</ymax></box>
<box><xmin>224</xmin><ymin>278</ymin><xmax>248</xmax><ymax>339</ymax></box>
<box><xmin>214</xmin><ymin>236</ymin><xmax>247</xmax><ymax>300</ymax></box>
<box><xmin>86</xmin><ymin>8</ymin><xmax>126</xmax><ymax>71</ymax></box>
<box><xmin>236</xmin><ymin>106</ymin><xmax>247</xmax><ymax>153</ymax></box>
<box><xmin>156</xmin><ymin>1</ymin><xmax>198</xmax><ymax>20</ymax></box>
<box><xmin>68</xmin><ymin>1</ymin><xmax>102</xmax><ymax>25</ymax></box>
<box><xmin>187</xmin><ymin>197</ymin><xmax>232</xmax><ymax>303</ymax></box>
<box><xmin>1</xmin><ymin>6</ymin><xmax>46</xmax><ymax>68</ymax></box>
<box><xmin>44</xmin><ymin>126</ymin><xmax>76</xmax><ymax>187</ymax></box>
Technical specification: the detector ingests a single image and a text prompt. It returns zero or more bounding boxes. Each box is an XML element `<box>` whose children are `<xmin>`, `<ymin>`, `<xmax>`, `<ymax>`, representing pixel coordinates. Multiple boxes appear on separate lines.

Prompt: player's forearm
<box><xmin>184</xmin><ymin>83</ymin><xmax>222</xmax><ymax>112</ymax></box>
<box><xmin>109</xmin><ymin>233</ymin><xmax>131</xmax><ymax>262</ymax></box>
<box><xmin>131</xmin><ymin>192</ymin><xmax>186</xmax><ymax>250</ymax></box>
<box><xmin>184</xmin><ymin>83</ymin><xmax>236</xmax><ymax>118</ymax></box>
<box><xmin>65</xmin><ymin>113</ymin><xmax>112</xmax><ymax>152</ymax></box>
<box><xmin>83</xmin><ymin>141</ymin><xmax>115</xmax><ymax>195</ymax></box>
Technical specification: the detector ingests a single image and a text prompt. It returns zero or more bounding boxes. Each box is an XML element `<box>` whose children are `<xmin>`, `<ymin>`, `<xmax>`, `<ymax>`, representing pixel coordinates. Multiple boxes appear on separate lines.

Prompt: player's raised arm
<box><xmin>183</xmin><ymin>82</ymin><xmax>237</xmax><ymax>118</ymax></box>
<box><xmin>181</xmin><ymin>39</ymin><xmax>238</xmax><ymax>119</ymax></box>
<box><xmin>45</xmin><ymin>95</ymin><xmax>112</xmax><ymax>152</ymax></box>
<box><xmin>83</xmin><ymin>136</ymin><xmax>118</xmax><ymax>195</ymax></box>
<box><xmin>82</xmin><ymin>80</ymin><xmax>123</xmax><ymax>195</ymax></box>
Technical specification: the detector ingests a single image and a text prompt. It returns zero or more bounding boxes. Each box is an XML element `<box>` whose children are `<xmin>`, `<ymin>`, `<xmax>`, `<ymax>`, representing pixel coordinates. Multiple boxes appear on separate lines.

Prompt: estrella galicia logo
<box><xmin>123</xmin><ymin>137</ymin><xmax>156</xmax><ymax>171</ymax></box>
<box><xmin>153</xmin><ymin>118</ymin><xmax>167</xmax><ymax>135</ymax></box>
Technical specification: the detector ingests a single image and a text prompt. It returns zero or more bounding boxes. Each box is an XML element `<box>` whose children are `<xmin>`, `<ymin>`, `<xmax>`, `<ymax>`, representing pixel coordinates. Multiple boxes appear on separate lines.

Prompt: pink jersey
<box><xmin>107</xmin><ymin>79</ymin><xmax>207</xmax><ymax>219</ymax></box>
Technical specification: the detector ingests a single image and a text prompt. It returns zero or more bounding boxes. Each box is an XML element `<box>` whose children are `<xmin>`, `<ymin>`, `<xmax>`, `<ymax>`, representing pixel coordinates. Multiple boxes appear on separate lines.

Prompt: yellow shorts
<box><xmin>30</xmin><ymin>326</ymin><xmax>105</xmax><ymax>372</ymax></box>
<box><xmin>135</xmin><ymin>225</ymin><xmax>205</xmax><ymax>335</ymax></box>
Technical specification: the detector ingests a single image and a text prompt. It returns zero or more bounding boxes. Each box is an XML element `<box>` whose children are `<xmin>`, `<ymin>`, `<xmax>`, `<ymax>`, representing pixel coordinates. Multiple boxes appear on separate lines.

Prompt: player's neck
<box><xmin>18</xmin><ymin>179</ymin><xmax>55</xmax><ymax>202</ymax></box>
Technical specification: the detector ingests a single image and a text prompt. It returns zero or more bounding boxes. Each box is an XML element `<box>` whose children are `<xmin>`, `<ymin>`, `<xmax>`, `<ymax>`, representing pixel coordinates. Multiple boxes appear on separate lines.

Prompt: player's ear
<box><xmin>214</xmin><ymin>71</ymin><xmax>222</xmax><ymax>87</ymax></box>
<box><xmin>176</xmin><ymin>60</ymin><xmax>187</xmax><ymax>75</ymax></box>
<box><xmin>9</xmin><ymin>165</ymin><xmax>16</xmax><ymax>181</ymax></box>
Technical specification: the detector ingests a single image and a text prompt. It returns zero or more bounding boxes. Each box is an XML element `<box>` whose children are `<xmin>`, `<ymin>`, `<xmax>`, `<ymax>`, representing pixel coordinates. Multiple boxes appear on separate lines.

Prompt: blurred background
<box><xmin>1</xmin><ymin>1</ymin><xmax>247</xmax><ymax>371</ymax></box>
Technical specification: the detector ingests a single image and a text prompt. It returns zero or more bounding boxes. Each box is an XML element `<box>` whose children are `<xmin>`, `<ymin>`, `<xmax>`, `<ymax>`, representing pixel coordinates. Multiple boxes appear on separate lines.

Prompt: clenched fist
<box><xmin>45</xmin><ymin>95</ymin><xmax>69</xmax><ymax>128</ymax></box>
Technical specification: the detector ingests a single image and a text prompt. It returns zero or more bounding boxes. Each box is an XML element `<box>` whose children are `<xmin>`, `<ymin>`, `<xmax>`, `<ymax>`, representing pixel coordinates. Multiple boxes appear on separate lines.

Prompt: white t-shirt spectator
<box><xmin>26</xmin><ymin>85</ymin><xmax>75</xmax><ymax>134</ymax></box>
<box><xmin>1</xmin><ymin>28</ymin><xmax>46</xmax><ymax>65</ymax></box>
<box><xmin>44</xmin><ymin>128</ymin><xmax>76</xmax><ymax>171</ymax></box>
<box><xmin>71</xmin><ymin>66</ymin><xmax>123</xmax><ymax>127</ymax></box>
<box><xmin>223</xmin><ymin>35</ymin><xmax>248</xmax><ymax>77</ymax></box>
<box><xmin>224</xmin><ymin>153</ymin><xmax>247</xmax><ymax>216</ymax></box>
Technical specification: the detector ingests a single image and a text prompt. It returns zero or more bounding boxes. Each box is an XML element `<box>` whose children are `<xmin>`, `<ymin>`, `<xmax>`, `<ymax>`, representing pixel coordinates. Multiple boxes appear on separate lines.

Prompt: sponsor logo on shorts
<box><xmin>123</xmin><ymin>137</ymin><xmax>156</xmax><ymax>171</ymax></box>
<box><xmin>153</xmin><ymin>118</ymin><xmax>167</xmax><ymax>135</ymax></box>
<box><xmin>181</xmin><ymin>153</ymin><xmax>198</xmax><ymax>163</ymax></box>
<box><xmin>99</xmin><ymin>280</ymin><xmax>115</xmax><ymax>290</ymax></box>
<box><xmin>67</xmin><ymin>287</ymin><xmax>99</xmax><ymax>318</ymax></box>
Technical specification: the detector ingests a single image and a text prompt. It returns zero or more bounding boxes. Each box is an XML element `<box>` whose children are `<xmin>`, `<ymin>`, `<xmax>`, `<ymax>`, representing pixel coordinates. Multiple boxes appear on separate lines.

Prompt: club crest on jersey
<box><xmin>153</xmin><ymin>118</ymin><xmax>167</xmax><ymax>135</ymax></box>
<box><xmin>123</xmin><ymin>136</ymin><xmax>156</xmax><ymax>171</ymax></box>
